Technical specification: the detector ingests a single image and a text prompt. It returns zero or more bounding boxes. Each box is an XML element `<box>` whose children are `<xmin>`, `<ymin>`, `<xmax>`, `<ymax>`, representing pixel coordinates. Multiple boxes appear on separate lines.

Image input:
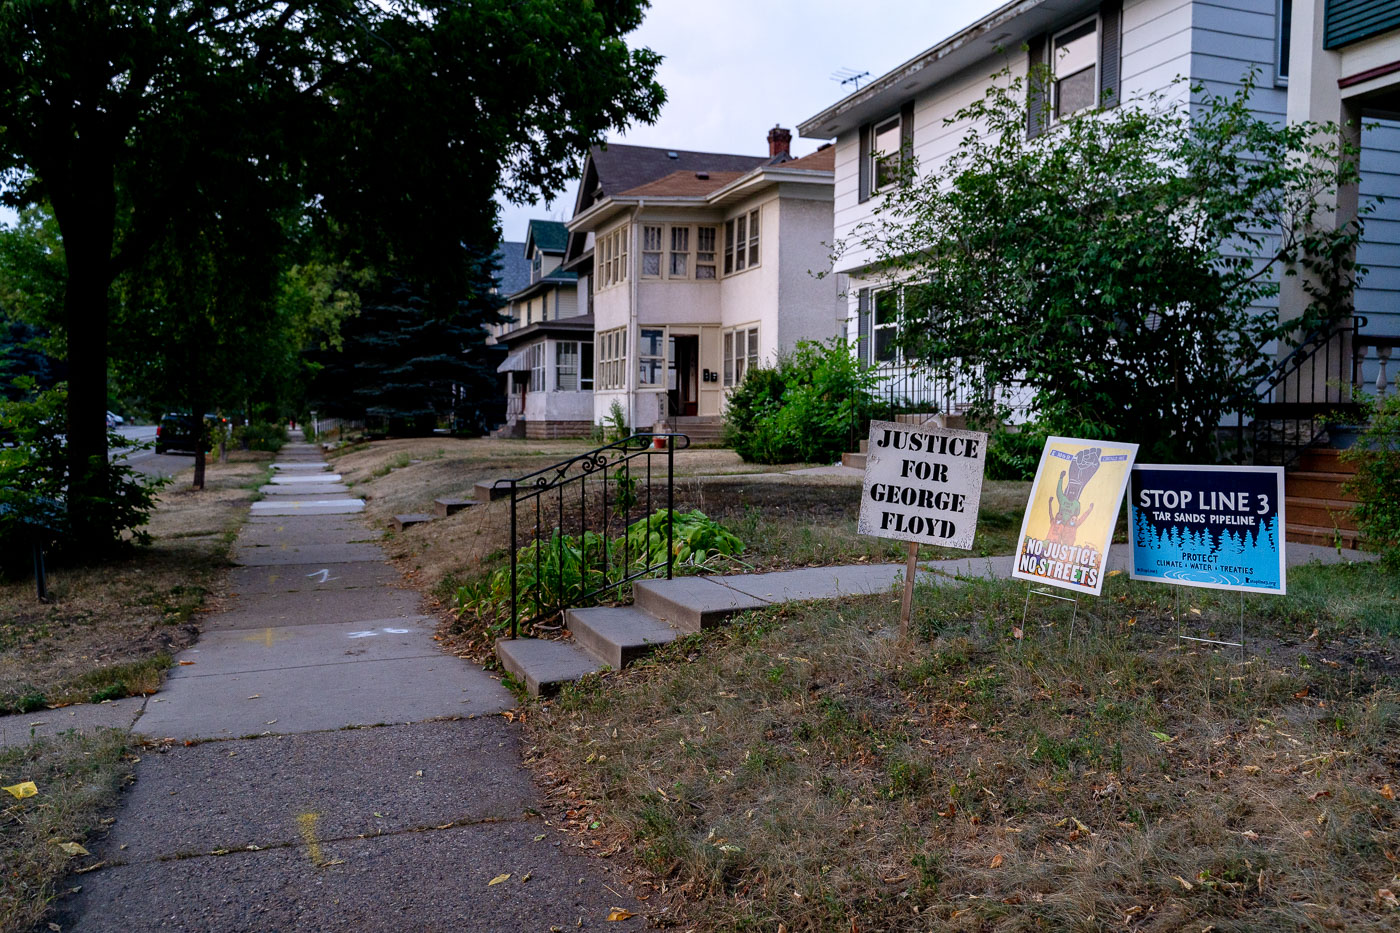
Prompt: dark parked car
<box><xmin>155</xmin><ymin>413</ymin><xmax>200</xmax><ymax>454</ymax></box>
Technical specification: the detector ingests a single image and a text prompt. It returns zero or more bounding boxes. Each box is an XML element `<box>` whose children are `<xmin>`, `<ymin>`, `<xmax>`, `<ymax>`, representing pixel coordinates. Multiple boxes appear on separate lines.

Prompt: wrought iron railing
<box><xmin>1233</xmin><ymin>316</ymin><xmax>1364</xmax><ymax>466</ymax></box>
<box><xmin>493</xmin><ymin>433</ymin><xmax>690</xmax><ymax>639</ymax></box>
<box><xmin>849</xmin><ymin>360</ymin><xmax>1012</xmax><ymax>452</ymax></box>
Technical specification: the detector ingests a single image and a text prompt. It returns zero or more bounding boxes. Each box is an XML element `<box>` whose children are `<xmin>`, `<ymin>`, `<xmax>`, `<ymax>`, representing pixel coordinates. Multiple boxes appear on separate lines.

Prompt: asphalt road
<box><xmin>111</xmin><ymin>424</ymin><xmax>192</xmax><ymax>478</ymax></box>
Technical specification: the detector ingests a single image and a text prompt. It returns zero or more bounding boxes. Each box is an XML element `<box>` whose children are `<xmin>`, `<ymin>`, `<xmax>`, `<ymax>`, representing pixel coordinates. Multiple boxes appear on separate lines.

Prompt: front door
<box><xmin>668</xmin><ymin>335</ymin><xmax>699</xmax><ymax>417</ymax></box>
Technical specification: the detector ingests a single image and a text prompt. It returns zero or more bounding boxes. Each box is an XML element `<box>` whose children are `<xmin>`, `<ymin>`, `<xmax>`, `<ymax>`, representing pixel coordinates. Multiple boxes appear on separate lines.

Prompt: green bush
<box><xmin>0</xmin><ymin>381</ymin><xmax>162</xmax><ymax>565</ymax></box>
<box><xmin>454</xmin><ymin>509</ymin><xmax>744</xmax><ymax>634</ymax></box>
<box><xmin>723</xmin><ymin>338</ymin><xmax>877</xmax><ymax>464</ymax></box>
<box><xmin>986</xmin><ymin>424</ymin><xmax>1051</xmax><ymax>481</ymax></box>
<box><xmin>1343</xmin><ymin>392</ymin><xmax>1400</xmax><ymax>565</ymax></box>
<box><xmin>234</xmin><ymin>420</ymin><xmax>288</xmax><ymax>452</ymax></box>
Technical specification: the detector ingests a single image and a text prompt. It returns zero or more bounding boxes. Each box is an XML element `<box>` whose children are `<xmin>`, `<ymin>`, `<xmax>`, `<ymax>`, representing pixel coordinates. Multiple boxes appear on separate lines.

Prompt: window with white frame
<box><xmin>696</xmin><ymin>226</ymin><xmax>717</xmax><ymax>279</ymax></box>
<box><xmin>598</xmin><ymin>225</ymin><xmax>629</xmax><ymax>289</ymax></box>
<box><xmin>724</xmin><ymin>210</ymin><xmax>760</xmax><ymax>275</ymax></box>
<box><xmin>638</xmin><ymin>328</ymin><xmax>665</xmax><ymax>387</ymax></box>
<box><xmin>873</xmin><ymin>288</ymin><xmax>901</xmax><ymax>364</ymax></box>
<box><xmin>722</xmin><ymin>325</ymin><xmax>759</xmax><ymax>387</ymax></box>
<box><xmin>528</xmin><ymin>342</ymin><xmax>546</xmax><ymax>392</ymax></box>
<box><xmin>641</xmin><ymin>225</ymin><xmax>663</xmax><ymax>277</ymax></box>
<box><xmin>871</xmin><ymin>114</ymin><xmax>903</xmax><ymax>190</ymax></box>
<box><xmin>1275</xmin><ymin>0</ymin><xmax>1292</xmax><ymax>85</ymax></box>
<box><xmin>1052</xmin><ymin>18</ymin><xmax>1097</xmax><ymax>119</ymax></box>
<box><xmin>556</xmin><ymin>341</ymin><xmax>580</xmax><ymax>392</ymax></box>
<box><xmin>669</xmin><ymin>226</ymin><xmax>690</xmax><ymax>277</ymax></box>
<box><xmin>597</xmin><ymin>329</ymin><xmax>626</xmax><ymax>390</ymax></box>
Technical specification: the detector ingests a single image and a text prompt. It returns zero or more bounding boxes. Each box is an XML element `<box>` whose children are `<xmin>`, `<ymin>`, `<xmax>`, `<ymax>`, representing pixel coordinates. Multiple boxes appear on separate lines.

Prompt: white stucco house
<box><xmin>797</xmin><ymin>0</ymin><xmax>1399</xmax><ymax>424</ymax></box>
<box><xmin>492</xmin><ymin>220</ymin><xmax>592</xmax><ymax>438</ymax></box>
<box><xmin>560</xmin><ymin>130</ymin><xmax>845</xmax><ymax>437</ymax></box>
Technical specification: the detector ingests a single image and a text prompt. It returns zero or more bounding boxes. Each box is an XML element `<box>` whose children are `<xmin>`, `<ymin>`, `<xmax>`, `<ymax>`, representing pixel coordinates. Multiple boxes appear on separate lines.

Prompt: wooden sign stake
<box><xmin>899</xmin><ymin>541</ymin><xmax>919</xmax><ymax>636</ymax></box>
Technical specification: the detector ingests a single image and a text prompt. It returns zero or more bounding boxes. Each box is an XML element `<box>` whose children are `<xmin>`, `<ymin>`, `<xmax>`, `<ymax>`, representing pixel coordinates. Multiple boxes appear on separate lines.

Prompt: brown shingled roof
<box><xmin>783</xmin><ymin>146</ymin><xmax>836</xmax><ymax>172</ymax></box>
<box><xmin>618</xmin><ymin>170</ymin><xmax>747</xmax><ymax>199</ymax></box>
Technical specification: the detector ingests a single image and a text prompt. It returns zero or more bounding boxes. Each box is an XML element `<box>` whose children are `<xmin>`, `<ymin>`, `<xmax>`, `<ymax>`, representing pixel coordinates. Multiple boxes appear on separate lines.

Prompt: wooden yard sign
<box><xmin>856</xmin><ymin>420</ymin><xmax>989</xmax><ymax>634</ymax></box>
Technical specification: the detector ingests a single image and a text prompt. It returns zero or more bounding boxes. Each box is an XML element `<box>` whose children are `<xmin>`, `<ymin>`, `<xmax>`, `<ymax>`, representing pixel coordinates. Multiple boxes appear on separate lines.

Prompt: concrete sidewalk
<box><xmin>51</xmin><ymin>437</ymin><xmax>644</xmax><ymax>932</ymax></box>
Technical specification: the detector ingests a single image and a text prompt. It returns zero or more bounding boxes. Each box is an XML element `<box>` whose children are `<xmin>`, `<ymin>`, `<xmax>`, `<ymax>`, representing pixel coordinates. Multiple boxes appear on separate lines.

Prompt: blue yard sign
<box><xmin>1128</xmin><ymin>465</ymin><xmax>1286</xmax><ymax>595</ymax></box>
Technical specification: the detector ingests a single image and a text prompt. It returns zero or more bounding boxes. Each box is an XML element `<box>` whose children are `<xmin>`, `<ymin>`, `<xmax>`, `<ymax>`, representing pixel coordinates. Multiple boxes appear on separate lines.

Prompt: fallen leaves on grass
<box><xmin>52</xmin><ymin>841</ymin><xmax>89</xmax><ymax>857</ymax></box>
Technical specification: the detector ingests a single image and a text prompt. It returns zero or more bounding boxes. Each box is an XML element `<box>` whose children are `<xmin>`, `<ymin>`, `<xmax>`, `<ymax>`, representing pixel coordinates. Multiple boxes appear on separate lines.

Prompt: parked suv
<box><xmin>155</xmin><ymin>413</ymin><xmax>201</xmax><ymax>454</ymax></box>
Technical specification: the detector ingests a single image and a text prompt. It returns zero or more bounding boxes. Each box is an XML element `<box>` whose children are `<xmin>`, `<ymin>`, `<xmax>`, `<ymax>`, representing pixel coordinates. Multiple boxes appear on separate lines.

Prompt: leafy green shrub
<box><xmin>723</xmin><ymin>338</ymin><xmax>877</xmax><ymax>464</ymax></box>
<box><xmin>234</xmin><ymin>420</ymin><xmax>287</xmax><ymax>452</ymax></box>
<box><xmin>454</xmin><ymin>509</ymin><xmax>744</xmax><ymax>634</ymax></box>
<box><xmin>603</xmin><ymin>400</ymin><xmax>630</xmax><ymax>443</ymax></box>
<box><xmin>0</xmin><ymin>381</ymin><xmax>162</xmax><ymax>566</ymax></box>
<box><xmin>1342</xmin><ymin>392</ymin><xmax>1400</xmax><ymax>565</ymax></box>
<box><xmin>986</xmin><ymin>424</ymin><xmax>1050</xmax><ymax>480</ymax></box>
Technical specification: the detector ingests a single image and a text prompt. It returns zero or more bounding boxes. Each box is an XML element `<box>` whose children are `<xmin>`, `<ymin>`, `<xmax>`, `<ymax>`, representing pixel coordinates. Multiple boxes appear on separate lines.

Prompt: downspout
<box><xmin>629</xmin><ymin>200</ymin><xmax>644</xmax><ymax>432</ymax></box>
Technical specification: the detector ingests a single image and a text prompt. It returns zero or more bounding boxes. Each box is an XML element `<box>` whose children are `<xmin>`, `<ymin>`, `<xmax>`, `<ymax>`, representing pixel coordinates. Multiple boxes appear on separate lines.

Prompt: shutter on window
<box><xmin>858</xmin><ymin>123</ymin><xmax>871</xmax><ymax>203</ymax></box>
<box><xmin>899</xmin><ymin>100</ymin><xmax>915</xmax><ymax>185</ymax></box>
<box><xmin>1026</xmin><ymin>33</ymin><xmax>1048</xmax><ymax>139</ymax></box>
<box><xmin>1099</xmin><ymin>0</ymin><xmax>1122</xmax><ymax>108</ymax></box>
<box><xmin>857</xmin><ymin>288</ymin><xmax>872</xmax><ymax>366</ymax></box>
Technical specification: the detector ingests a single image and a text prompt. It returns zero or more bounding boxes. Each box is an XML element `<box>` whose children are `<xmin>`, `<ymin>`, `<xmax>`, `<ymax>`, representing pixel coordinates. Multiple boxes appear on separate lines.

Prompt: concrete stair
<box><xmin>1286</xmin><ymin>448</ymin><xmax>1360</xmax><ymax>548</ymax></box>
<box><xmin>666</xmin><ymin>417</ymin><xmax>725</xmax><ymax>444</ymax></box>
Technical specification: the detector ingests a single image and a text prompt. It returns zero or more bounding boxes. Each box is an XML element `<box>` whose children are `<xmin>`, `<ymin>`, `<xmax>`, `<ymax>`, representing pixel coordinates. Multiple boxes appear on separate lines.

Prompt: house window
<box><xmin>557</xmin><ymin>341</ymin><xmax>580</xmax><ymax>392</ymax></box>
<box><xmin>581</xmin><ymin>342</ymin><xmax>594</xmax><ymax>390</ymax></box>
<box><xmin>531</xmin><ymin>251</ymin><xmax>542</xmax><ymax>282</ymax></box>
<box><xmin>696</xmin><ymin>226</ymin><xmax>717</xmax><ymax>279</ymax></box>
<box><xmin>872</xmin><ymin>115</ymin><xmax>903</xmax><ymax>190</ymax></box>
<box><xmin>722</xmin><ymin>325</ymin><xmax>759</xmax><ymax>387</ymax></box>
<box><xmin>873</xmin><ymin>288</ymin><xmax>901</xmax><ymax>364</ymax></box>
<box><xmin>642</xmin><ymin>225</ymin><xmax>663</xmax><ymax>277</ymax></box>
<box><xmin>1052</xmin><ymin>18</ymin><xmax>1098</xmax><ymax>119</ymax></box>
<box><xmin>724</xmin><ymin>210</ymin><xmax>760</xmax><ymax>275</ymax></box>
<box><xmin>597</xmin><ymin>329</ymin><xmax>626</xmax><ymax>390</ymax></box>
<box><xmin>1275</xmin><ymin>0</ymin><xmax>1292</xmax><ymax>84</ymax></box>
<box><xmin>599</xmin><ymin>225</ymin><xmax>629</xmax><ymax>289</ymax></box>
<box><xmin>669</xmin><ymin>226</ymin><xmax>690</xmax><ymax>278</ymax></box>
<box><xmin>639</xmin><ymin>328</ymin><xmax>665</xmax><ymax>386</ymax></box>
<box><xmin>528</xmin><ymin>342</ymin><xmax>546</xmax><ymax>392</ymax></box>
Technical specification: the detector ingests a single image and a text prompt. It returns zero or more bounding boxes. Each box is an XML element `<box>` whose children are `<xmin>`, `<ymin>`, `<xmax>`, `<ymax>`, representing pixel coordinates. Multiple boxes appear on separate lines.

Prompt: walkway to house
<box><xmin>46</xmin><ymin>436</ymin><xmax>643</xmax><ymax>932</ymax></box>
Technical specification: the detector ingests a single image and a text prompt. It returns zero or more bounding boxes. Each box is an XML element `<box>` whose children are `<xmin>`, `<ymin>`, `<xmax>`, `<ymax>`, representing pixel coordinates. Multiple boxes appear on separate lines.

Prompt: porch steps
<box><xmin>666</xmin><ymin>417</ymin><xmax>725</xmax><ymax>444</ymax></box>
<box><xmin>1285</xmin><ymin>448</ymin><xmax>1361</xmax><ymax>549</ymax></box>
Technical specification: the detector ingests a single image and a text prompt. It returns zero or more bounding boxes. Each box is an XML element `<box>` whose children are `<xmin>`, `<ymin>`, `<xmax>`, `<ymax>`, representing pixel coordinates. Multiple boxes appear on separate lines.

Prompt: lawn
<box><xmin>526</xmin><ymin>563</ymin><xmax>1400</xmax><ymax>931</ymax></box>
<box><xmin>0</xmin><ymin>455</ymin><xmax>270</xmax><ymax>714</ymax></box>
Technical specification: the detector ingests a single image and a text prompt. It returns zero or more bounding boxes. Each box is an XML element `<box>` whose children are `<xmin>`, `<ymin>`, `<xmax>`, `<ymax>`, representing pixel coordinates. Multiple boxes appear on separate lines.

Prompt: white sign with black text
<box><xmin>857</xmin><ymin>420</ymin><xmax>989</xmax><ymax>550</ymax></box>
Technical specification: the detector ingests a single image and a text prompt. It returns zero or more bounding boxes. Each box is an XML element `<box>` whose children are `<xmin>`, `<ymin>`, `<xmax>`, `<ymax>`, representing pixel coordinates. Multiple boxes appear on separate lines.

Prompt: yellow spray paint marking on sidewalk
<box><xmin>244</xmin><ymin>627</ymin><xmax>290</xmax><ymax>648</ymax></box>
<box><xmin>297</xmin><ymin>812</ymin><xmax>326</xmax><ymax>866</ymax></box>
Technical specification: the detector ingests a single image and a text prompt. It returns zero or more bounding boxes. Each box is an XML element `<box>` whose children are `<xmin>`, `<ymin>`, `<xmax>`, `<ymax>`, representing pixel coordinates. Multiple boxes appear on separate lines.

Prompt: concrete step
<box><xmin>496</xmin><ymin>637</ymin><xmax>604</xmax><ymax>697</ymax></box>
<box><xmin>566</xmin><ymin>605</ymin><xmax>681</xmax><ymax>668</ymax></box>
<box><xmin>1286</xmin><ymin>496</ymin><xmax>1358</xmax><ymax>531</ymax></box>
<box><xmin>1297</xmin><ymin>448</ymin><xmax>1358</xmax><ymax>474</ymax></box>
<box><xmin>434</xmin><ymin>497</ymin><xmax>478</xmax><ymax>517</ymax></box>
<box><xmin>1285</xmin><ymin>471</ymin><xmax>1358</xmax><ymax>501</ymax></box>
<box><xmin>392</xmin><ymin>513</ymin><xmax>434</xmax><ymax>532</ymax></box>
<box><xmin>473</xmin><ymin>480</ymin><xmax>513</xmax><ymax>501</ymax></box>
<box><xmin>842</xmin><ymin>451</ymin><xmax>867</xmax><ymax>470</ymax></box>
<box><xmin>1287</xmin><ymin>522</ymin><xmax>1362</xmax><ymax>549</ymax></box>
<box><xmin>633</xmin><ymin>577</ymin><xmax>770</xmax><ymax>634</ymax></box>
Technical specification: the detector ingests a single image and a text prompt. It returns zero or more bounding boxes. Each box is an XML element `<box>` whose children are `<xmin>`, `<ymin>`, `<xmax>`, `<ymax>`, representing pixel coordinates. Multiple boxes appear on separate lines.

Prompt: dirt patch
<box><xmin>0</xmin><ymin>458</ymin><xmax>268</xmax><ymax>712</ymax></box>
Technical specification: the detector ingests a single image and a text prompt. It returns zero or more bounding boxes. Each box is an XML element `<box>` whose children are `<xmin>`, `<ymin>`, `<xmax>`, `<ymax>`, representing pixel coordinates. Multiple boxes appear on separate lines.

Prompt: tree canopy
<box><xmin>843</xmin><ymin>70</ymin><xmax>1366</xmax><ymax>462</ymax></box>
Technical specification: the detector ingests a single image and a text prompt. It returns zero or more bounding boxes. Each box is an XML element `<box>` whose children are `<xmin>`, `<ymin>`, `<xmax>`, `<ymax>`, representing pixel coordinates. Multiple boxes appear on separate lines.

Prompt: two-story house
<box><xmin>492</xmin><ymin>220</ymin><xmax>591</xmax><ymax>438</ymax></box>
<box><xmin>563</xmin><ymin>130</ymin><xmax>845</xmax><ymax>436</ymax></box>
<box><xmin>797</xmin><ymin>0</ymin><xmax>1399</xmax><ymax>414</ymax></box>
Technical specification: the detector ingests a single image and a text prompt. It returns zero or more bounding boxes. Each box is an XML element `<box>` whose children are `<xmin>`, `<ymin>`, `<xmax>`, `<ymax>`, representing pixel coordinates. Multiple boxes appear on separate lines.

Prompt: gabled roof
<box><xmin>782</xmin><ymin>146</ymin><xmax>836</xmax><ymax>172</ymax></box>
<box><xmin>587</xmin><ymin>143</ymin><xmax>768</xmax><ymax>200</ymax></box>
<box><xmin>618</xmin><ymin>170</ymin><xmax>748</xmax><ymax>199</ymax></box>
<box><xmin>525</xmin><ymin>219</ymin><xmax>568</xmax><ymax>255</ymax></box>
<box><xmin>492</xmin><ymin>241</ymin><xmax>530</xmax><ymax>296</ymax></box>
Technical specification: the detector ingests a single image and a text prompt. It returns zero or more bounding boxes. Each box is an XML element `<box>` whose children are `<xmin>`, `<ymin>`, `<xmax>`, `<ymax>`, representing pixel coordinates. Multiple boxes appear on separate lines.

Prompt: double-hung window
<box><xmin>1052</xmin><ymin>19</ymin><xmax>1098</xmax><ymax>119</ymax></box>
<box><xmin>696</xmin><ymin>226</ymin><xmax>717</xmax><ymax>279</ymax></box>
<box><xmin>724</xmin><ymin>210</ymin><xmax>760</xmax><ymax>275</ymax></box>
<box><xmin>873</xmin><ymin>288</ymin><xmax>901</xmax><ymax>364</ymax></box>
<box><xmin>556</xmin><ymin>341</ymin><xmax>580</xmax><ymax>392</ymax></box>
<box><xmin>641</xmin><ymin>225</ymin><xmax>663</xmax><ymax>277</ymax></box>
<box><xmin>598</xmin><ymin>329</ymin><xmax>626</xmax><ymax>390</ymax></box>
<box><xmin>528</xmin><ymin>342</ymin><xmax>546</xmax><ymax>392</ymax></box>
<box><xmin>871</xmin><ymin>115</ymin><xmax>903</xmax><ymax>190</ymax></box>
<box><xmin>669</xmin><ymin>226</ymin><xmax>690</xmax><ymax>277</ymax></box>
<box><xmin>722</xmin><ymin>326</ymin><xmax>759</xmax><ymax>387</ymax></box>
<box><xmin>599</xmin><ymin>226</ymin><xmax>629</xmax><ymax>289</ymax></box>
<box><xmin>638</xmin><ymin>328</ymin><xmax>665</xmax><ymax>387</ymax></box>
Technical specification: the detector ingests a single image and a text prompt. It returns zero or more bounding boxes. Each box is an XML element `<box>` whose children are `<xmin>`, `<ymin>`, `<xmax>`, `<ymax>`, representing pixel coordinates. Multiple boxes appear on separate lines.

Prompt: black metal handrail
<box><xmin>1232</xmin><ymin>315</ymin><xmax>1363</xmax><ymax>466</ymax></box>
<box><xmin>494</xmin><ymin>433</ymin><xmax>691</xmax><ymax>639</ymax></box>
<box><xmin>849</xmin><ymin>359</ymin><xmax>991</xmax><ymax>453</ymax></box>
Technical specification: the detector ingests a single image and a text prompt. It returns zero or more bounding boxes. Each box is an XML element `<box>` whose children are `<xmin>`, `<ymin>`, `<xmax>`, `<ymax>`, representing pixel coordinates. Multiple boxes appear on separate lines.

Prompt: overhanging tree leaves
<box><xmin>0</xmin><ymin>1</ymin><xmax>664</xmax><ymax>542</ymax></box>
<box><xmin>844</xmin><ymin>70</ymin><xmax>1366</xmax><ymax>462</ymax></box>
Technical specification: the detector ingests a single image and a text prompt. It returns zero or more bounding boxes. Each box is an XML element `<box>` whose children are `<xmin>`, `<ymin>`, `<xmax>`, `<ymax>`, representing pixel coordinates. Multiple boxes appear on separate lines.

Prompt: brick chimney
<box><xmin>767</xmin><ymin>125</ymin><xmax>792</xmax><ymax>160</ymax></box>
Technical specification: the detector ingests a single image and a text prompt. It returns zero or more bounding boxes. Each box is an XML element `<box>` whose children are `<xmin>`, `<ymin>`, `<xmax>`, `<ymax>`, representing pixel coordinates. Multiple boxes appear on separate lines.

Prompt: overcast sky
<box><xmin>496</xmin><ymin>0</ymin><xmax>1006</xmax><ymax>243</ymax></box>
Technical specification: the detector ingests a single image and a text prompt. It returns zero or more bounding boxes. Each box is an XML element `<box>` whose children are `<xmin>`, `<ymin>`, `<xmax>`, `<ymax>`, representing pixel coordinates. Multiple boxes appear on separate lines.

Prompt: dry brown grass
<box><xmin>527</xmin><ymin>566</ymin><xmax>1400</xmax><ymax>931</ymax></box>
<box><xmin>0</xmin><ymin>457</ymin><xmax>268</xmax><ymax>712</ymax></box>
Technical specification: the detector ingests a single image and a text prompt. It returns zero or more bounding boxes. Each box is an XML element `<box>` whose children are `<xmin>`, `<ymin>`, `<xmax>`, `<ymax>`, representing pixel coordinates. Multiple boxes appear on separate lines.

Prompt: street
<box><xmin>110</xmin><ymin>424</ymin><xmax>191</xmax><ymax>479</ymax></box>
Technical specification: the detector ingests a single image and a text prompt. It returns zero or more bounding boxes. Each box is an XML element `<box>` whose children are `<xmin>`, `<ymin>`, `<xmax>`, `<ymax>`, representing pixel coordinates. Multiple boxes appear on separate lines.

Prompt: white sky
<box><xmin>497</xmin><ymin>0</ymin><xmax>1006</xmax><ymax>242</ymax></box>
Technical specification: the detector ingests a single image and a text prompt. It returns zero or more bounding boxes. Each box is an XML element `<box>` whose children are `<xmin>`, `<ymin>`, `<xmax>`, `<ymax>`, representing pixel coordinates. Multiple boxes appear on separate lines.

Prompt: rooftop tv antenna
<box><xmin>831</xmin><ymin>67</ymin><xmax>870</xmax><ymax>90</ymax></box>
